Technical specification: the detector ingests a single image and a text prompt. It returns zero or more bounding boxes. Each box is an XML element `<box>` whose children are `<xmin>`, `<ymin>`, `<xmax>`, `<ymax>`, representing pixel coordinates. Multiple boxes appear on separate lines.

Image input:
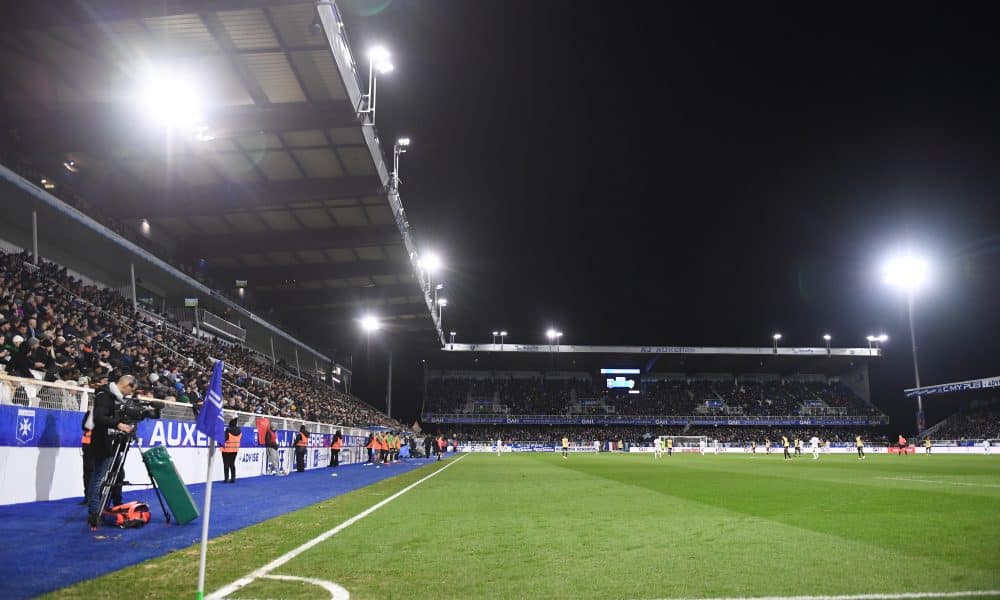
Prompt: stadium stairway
<box><xmin>0</xmin><ymin>456</ymin><xmax>448</xmax><ymax>599</ymax></box>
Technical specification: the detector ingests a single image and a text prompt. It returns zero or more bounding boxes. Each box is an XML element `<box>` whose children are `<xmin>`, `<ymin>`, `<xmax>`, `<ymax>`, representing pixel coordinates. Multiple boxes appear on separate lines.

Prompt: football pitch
<box><xmin>49</xmin><ymin>453</ymin><xmax>1000</xmax><ymax>600</ymax></box>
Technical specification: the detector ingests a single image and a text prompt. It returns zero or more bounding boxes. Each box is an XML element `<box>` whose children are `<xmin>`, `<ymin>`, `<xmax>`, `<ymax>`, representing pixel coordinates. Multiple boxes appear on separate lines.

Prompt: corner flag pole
<box><xmin>195</xmin><ymin>359</ymin><xmax>227</xmax><ymax>600</ymax></box>
<box><xmin>197</xmin><ymin>438</ymin><xmax>216</xmax><ymax>600</ymax></box>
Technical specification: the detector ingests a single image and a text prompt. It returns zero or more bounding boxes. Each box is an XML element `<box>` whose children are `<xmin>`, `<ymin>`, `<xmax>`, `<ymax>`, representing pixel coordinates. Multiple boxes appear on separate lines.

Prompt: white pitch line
<box><xmin>877</xmin><ymin>476</ymin><xmax>1000</xmax><ymax>489</ymax></box>
<box><xmin>260</xmin><ymin>574</ymin><xmax>350</xmax><ymax>600</ymax></box>
<box><xmin>206</xmin><ymin>455</ymin><xmax>468</xmax><ymax>600</ymax></box>
<box><xmin>645</xmin><ymin>590</ymin><xmax>1000</xmax><ymax>600</ymax></box>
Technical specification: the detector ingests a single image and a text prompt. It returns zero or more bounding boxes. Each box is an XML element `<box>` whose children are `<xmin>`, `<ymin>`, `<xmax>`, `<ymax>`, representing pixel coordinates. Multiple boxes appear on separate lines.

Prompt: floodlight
<box><xmin>137</xmin><ymin>69</ymin><xmax>204</xmax><ymax>131</ymax></box>
<box><xmin>866</xmin><ymin>335</ymin><xmax>876</xmax><ymax>342</ymax></box>
<box><xmin>360</xmin><ymin>315</ymin><xmax>380</xmax><ymax>332</ymax></box>
<box><xmin>141</xmin><ymin>219</ymin><xmax>150</xmax><ymax>235</ymax></box>
<box><xmin>450</xmin><ymin>331</ymin><xmax>456</xmax><ymax>336</ymax></box>
<box><xmin>823</xmin><ymin>334</ymin><xmax>832</xmax><ymax>341</ymax></box>
<box><xmin>436</xmin><ymin>284</ymin><xmax>444</xmax><ymax>290</ymax></box>
<box><xmin>368</xmin><ymin>46</ymin><xmax>391</xmax><ymax>63</ymax></box>
<box><xmin>63</xmin><ymin>160</ymin><xmax>78</xmax><ymax>173</ymax></box>
<box><xmin>437</xmin><ymin>298</ymin><xmax>448</xmax><ymax>307</ymax></box>
<box><xmin>546</xmin><ymin>328</ymin><xmax>557</xmax><ymax>340</ymax></box>
<box><xmin>493</xmin><ymin>331</ymin><xmax>499</xmax><ymax>336</ymax></box>
<box><xmin>397</xmin><ymin>137</ymin><xmax>411</xmax><ymax>147</ymax></box>
<box><xmin>878</xmin><ymin>334</ymin><xmax>889</xmax><ymax>343</ymax></box>
<box><xmin>772</xmin><ymin>333</ymin><xmax>782</xmax><ymax>340</ymax></box>
<box><xmin>883</xmin><ymin>253</ymin><xmax>930</xmax><ymax>293</ymax></box>
<box><xmin>500</xmin><ymin>331</ymin><xmax>507</xmax><ymax>337</ymax></box>
<box><xmin>422</xmin><ymin>253</ymin><xmax>443</xmax><ymax>275</ymax></box>
<box><xmin>374</xmin><ymin>61</ymin><xmax>394</xmax><ymax>74</ymax></box>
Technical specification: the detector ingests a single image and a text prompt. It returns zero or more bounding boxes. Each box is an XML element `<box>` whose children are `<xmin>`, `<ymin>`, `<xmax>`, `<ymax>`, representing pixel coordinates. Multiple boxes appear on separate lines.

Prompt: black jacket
<box><xmin>90</xmin><ymin>385</ymin><xmax>124</xmax><ymax>460</ymax></box>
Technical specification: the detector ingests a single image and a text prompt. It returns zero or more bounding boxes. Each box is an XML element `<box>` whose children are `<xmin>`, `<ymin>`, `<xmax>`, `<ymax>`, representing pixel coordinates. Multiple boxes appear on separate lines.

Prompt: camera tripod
<box><xmin>95</xmin><ymin>429</ymin><xmax>171</xmax><ymax>529</ymax></box>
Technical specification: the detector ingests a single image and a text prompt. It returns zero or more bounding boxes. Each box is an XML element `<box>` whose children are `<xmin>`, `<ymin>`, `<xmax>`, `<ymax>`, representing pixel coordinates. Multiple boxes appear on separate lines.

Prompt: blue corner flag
<box><xmin>196</xmin><ymin>359</ymin><xmax>227</xmax><ymax>446</ymax></box>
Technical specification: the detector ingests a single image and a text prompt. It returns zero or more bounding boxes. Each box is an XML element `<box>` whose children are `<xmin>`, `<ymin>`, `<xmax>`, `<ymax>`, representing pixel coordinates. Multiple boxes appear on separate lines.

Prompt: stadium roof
<box><xmin>434</xmin><ymin>343</ymin><xmax>882</xmax><ymax>377</ymax></box>
<box><xmin>0</xmin><ymin>0</ymin><xmax>440</xmax><ymax>348</ymax></box>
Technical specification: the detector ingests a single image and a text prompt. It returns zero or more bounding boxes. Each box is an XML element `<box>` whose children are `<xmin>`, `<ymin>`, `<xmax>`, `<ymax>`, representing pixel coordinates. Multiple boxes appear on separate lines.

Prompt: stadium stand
<box><xmin>425</xmin><ymin>371</ymin><xmax>884</xmax><ymax>418</ymax></box>
<box><xmin>922</xmin><ymin>399</ymin><xmax>1000</xmax><ymax>441</ymax></box>
<box><xmin>0</xmin><ymin>249</ymin><xmax>403</xmax><ymax>429</ymax></box>
<box><xmin>436</xmin><ymin>425</ymin><xmax>891</xmax><ymax>446</ymax></box>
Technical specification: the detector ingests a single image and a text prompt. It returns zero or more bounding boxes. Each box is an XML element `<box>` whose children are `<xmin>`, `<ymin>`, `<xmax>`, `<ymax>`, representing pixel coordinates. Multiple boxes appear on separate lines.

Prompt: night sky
<box><xmin>338</xmin><ymin>1</ymin><xmax>1000</xmax><ymax>429</ymax></box>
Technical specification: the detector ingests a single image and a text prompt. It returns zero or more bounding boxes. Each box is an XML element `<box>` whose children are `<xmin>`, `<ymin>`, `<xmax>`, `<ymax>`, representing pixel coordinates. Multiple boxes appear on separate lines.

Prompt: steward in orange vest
<box><xmin>221</xmin><ymin>418</ymin><xmax>242</xmax><ymax>483</ymax></box>
<box><xmin>376</xmin><ymin>433</ymin><xmax>386</xmax><ymax>463</ymax></box>
<box><xmin>365</xmin><ymin>433</ymin><xmax>376</xmax><ymax>463</ymax></box>
<box><xmin>329</xmin><ymin>431</ymin><xmax>343</xmax><ymax>468</ymax></box>
<box><xmin>293</xmin><ymin>426</ymin><xmax>309</xmax><ymax>472</ymax></box>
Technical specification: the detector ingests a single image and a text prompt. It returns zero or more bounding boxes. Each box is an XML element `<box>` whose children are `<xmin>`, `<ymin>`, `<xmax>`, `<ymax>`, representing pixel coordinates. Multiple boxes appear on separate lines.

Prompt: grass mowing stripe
<box><xmin>646</xmin><ymin>590</ymin><xmax>1000</xmax><ymax>600</ymax></box>
<box><xmin>876</xmin><ymin>477</ymin><xmax>1000</xmax><ymax>489</ymax></box>
<box><xmin>205</xmin><ymin>454</ymin><xmax>468</xmax><ymax>600</ymax></box>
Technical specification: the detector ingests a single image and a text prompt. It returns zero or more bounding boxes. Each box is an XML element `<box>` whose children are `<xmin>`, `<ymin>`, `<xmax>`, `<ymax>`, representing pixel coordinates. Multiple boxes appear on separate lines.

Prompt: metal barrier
<box><xmin>0</xmin><ymin>374</ymin><xmax>91</xmax><ymax>411</ymax></box>
<box><xmin>199</xmin><ymin>309</ymin><xmax>247</xmax><ymax>343</ymax></box>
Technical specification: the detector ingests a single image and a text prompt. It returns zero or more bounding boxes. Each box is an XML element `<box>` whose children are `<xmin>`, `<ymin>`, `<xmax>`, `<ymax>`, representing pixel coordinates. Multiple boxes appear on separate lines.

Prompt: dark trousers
<box><xmin>87</xmin><ymin>455</ymin><xmax>123</xmax><ymax>517</ymax></box>
<box><xmin>329</xmin><ymin>449</ymin><xmax>340</xmax><ymax>467</ymax></box>
<box><xmin>222</xmin><ymin>452</ymin><xmax>237</xmax><ymax>481</ymax></box>
<box><xmin>367</xmin><ymin>448</ymin><xmax>374</xmax><ymax>462</ymax></box>
<box><xmin>784</xmin><ymin>447</ymin><xmax>791</xmax><ymax>459</ymax></box>
<box><xmin>295</xmin><ymin>447</ymin><xmax>306</xmax><ymax>472</ymax></box>
<box><xmin>857</xmin><ymin>447</ymin><xmax>865</xmax><ymax>457</ymax></box>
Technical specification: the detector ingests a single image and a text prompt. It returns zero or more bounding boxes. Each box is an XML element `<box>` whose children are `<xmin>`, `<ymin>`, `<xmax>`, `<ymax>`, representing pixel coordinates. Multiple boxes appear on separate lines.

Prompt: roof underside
<box><xmin>430</xmin><ymin>351</ymin><xmax>875</xmax><ymax>377</ymax></box>
<box><xmin>0</xmin><ymin>0</ymin><xmax>435</xmax><ymax>348</ymax></box>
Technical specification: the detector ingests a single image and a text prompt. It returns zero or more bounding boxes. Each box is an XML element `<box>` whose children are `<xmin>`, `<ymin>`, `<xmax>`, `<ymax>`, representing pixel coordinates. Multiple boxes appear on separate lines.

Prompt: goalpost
<box><xmin>659</xmin><ymin>435</ymin><xmax>708</xmax><ymax>449</ymax></box>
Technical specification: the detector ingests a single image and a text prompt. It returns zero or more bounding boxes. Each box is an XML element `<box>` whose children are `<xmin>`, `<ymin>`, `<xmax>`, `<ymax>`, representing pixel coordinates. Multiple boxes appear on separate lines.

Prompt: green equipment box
<box><xmin>142</xmin><ymin>446</ymin><xmax>200</xmax><ymax>525</ymax></box>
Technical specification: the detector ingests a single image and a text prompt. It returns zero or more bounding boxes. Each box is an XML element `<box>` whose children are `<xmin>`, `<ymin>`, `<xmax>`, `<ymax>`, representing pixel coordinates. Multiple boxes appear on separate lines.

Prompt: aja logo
<box><xmin>16</xmin><ymin>409</ymin><xmax>35</xmax><ymax>445</ymax></box>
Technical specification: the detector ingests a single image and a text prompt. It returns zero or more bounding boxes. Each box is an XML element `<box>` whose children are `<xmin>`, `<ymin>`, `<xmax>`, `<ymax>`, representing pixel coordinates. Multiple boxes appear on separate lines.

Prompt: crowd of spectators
<box><xmin>0</xmin><ymin>250</ymin><xmax>403</xmax><ymax>429</ymax></box>
<box><xmin>926</xmin><ymin>405</ymin><xmax>1000</xmax><ymax>441</ymax></box>
<box><xmin>434</xmin><ymin>425</ymin><xmax>891</xmax><ymax>445</ymax></box>
<box><xmin>425</xmin><ymin>373</ymin><xmax>883</xmax><ymax>418</ymax></box>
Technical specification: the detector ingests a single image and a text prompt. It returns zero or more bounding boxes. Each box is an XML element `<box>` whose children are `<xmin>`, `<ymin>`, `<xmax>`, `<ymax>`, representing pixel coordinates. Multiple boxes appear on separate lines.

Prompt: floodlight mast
<box><xmin>437</xmin><ymin>297</ymin><xmax>448</xmax><ymax>332</ymax></box>
<box><xmin>360</xmin><ymin>314</ymin><xmax>380</xmax><ymax>361</ymax></box>
<box><xmin>882</xmin><ymin>252</ymin><xmax>930</xmax><ymax>432</ymax></box>
<box><xmin>392</xmin><ymin>137</ymin><xmax>409</xmax><ymax>193</ymax></box>
<box><xmin>359</xmin><ymin>47</ymin><xmax>393</xmax><ymax>125</ymax></box>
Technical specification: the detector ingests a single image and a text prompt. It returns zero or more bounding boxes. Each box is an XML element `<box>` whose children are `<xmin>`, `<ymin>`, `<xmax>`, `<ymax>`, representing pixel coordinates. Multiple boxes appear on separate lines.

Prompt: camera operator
<box><xmin>85</xmin><ymin>374</ymin><xmax>137</xmax><ymax>529</ymax></box>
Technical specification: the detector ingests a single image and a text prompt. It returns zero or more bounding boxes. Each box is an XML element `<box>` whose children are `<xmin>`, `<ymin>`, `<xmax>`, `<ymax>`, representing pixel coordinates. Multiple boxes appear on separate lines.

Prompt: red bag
<box><xmin>103</xmin><ymin>501</ymin><xmax>151</xmax><ymax>528</ymax></box>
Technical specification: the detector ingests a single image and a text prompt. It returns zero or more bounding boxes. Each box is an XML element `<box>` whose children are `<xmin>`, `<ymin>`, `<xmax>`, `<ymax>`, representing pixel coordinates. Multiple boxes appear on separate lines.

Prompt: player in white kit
<box><xmin>698</xmin><ymin>439</ymin><xmax>707</xmax><ymax>455</ymax></box>
<box><xmin>653</xmin><ymin>437</ymin><xmax>663</xmax><ymax>459</ymax></box>
<box><xmin>810</xmin><ymin>435</ymin><xmax>820</xmax><ymax>460</ymax></box>
<box><xmin>712</xmin><ymin>439</ymin><xmax>720</xmax><ymax>454</ymax></box>
<box><xmin>496</xmin><ymin>438</ymin><xmax>502</xmax><ymax>456</ymax></box>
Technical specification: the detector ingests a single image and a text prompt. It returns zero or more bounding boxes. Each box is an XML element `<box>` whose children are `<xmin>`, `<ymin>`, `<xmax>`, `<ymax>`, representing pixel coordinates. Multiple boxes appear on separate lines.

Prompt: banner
<box><xmin>0</xmin><ymin>404</ymin><xmax>365</xmax><ymax>450</ymax></box>
<box><xmin>904</xmin><ymin>375</ymin><xmax>1000</xmax><ymax>398</ymax></box>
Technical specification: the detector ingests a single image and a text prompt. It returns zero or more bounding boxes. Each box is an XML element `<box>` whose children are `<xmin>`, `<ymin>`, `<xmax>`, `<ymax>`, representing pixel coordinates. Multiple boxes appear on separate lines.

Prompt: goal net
<box><xmin>659</xmin><ymin>435</ymin><xmax>708</xmax><ymax>448</ymax></box>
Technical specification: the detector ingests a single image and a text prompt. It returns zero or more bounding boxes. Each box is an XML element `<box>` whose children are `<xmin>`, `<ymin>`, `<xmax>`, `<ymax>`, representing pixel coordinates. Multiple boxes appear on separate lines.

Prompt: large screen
<box><xmin>601</xmin><ymin>368</ymin><xmax>640</xmax><ymax>395</ymax></box>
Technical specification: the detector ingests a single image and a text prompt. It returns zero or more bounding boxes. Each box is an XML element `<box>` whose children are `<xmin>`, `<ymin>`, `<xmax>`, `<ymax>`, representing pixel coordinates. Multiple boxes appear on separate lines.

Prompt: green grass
<box><xmin>47</xmin><ymin>453</ymin><xmax>1000</xmax><ymax>599</ymax></box>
